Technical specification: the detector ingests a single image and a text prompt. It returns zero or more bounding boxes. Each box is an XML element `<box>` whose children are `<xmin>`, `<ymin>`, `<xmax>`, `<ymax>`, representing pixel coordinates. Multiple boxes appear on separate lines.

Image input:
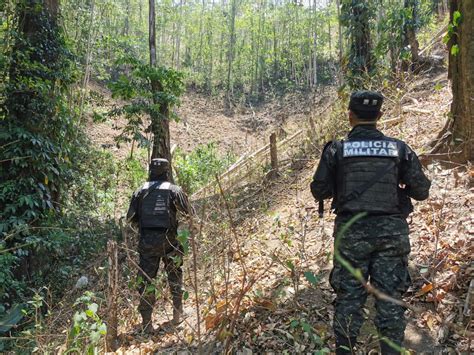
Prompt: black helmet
<box><xmin>149</xmin><ymin>158</ymin><xmax>170</xmax><ymax>176</ymax></box>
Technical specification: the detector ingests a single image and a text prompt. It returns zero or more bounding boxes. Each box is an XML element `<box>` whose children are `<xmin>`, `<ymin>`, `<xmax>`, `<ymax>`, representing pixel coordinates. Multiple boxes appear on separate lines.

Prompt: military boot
<box><xmin>140</xmin><ymin>310</ymin><xmax>154</xmax><ymax>334</ymax></box>
<box><xmin>172</xmin><ymin>294</ymin><xmax>183</xmax><ymax>325</ymax></box>
<box><xmin>335</xmin><ymin>336</ymin><xmax>357</xmax><ymax>354</ymax></box>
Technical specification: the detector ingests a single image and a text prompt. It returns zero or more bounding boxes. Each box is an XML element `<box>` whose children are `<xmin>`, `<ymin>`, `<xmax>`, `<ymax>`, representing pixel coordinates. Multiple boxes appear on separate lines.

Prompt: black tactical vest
<box><xmin>139</xmin><ymin>181</ymin><xmax>176</xmax><ymax>229</ymax></box>
<box><xmin>334</xmin><ymin>139</ymin><xmax>403</xmax><ymax>215</ymax></box>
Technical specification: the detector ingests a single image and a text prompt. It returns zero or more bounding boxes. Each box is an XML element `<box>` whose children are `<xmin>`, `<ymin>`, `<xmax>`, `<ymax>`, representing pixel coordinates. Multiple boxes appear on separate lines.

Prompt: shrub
<box><xmin>174</xmin><ymin>143</ymin><xmax>236</xmax><ymax>194</ymax></box>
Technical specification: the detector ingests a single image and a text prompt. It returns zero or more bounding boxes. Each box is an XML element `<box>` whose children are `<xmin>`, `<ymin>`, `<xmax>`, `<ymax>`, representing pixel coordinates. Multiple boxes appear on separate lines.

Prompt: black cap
<box><xmin>149</xmin><ymin>158</ymin><xmax>169</xmax><ymax>175</ymax></box>
<box><xmin>349</xmin><ymin>90</ymin><xmax>384</xmax><ymax>120</ymax></box>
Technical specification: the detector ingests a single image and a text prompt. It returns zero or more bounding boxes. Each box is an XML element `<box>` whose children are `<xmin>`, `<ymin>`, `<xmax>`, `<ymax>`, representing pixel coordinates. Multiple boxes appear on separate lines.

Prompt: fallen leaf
<box><xmin>416</xmin><ymin>283</ymin><xmax>433</xmax><ymax>297</ymax></box>
<box><xmin>205</xmin><ymin>313</ymin><xmax>222</xmax><ymax>330</ymax></box>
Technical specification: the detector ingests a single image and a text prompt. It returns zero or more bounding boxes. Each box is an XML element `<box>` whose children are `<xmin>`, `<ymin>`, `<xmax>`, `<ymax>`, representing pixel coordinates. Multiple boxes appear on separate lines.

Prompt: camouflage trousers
<box><xmin>137</xmin><ymin>229</ymin><xmax>184</xmax><ymax>317</ymax></box>
<box><xmin>330</xmin><ymin>215</ymin><xmax>411</xmax><ymax>347</ymax></box>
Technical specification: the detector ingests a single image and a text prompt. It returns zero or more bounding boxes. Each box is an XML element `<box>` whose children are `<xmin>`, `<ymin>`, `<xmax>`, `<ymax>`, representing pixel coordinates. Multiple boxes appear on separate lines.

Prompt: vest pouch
<box><xmin>338</xmin><ymin>156</ymin><xmax>401</xmax><ymax>215</ymax></box>
<box><xmin>140</xmin><ymin>188</ymin><xmax>172</xmax><ymax>229</ymax></box>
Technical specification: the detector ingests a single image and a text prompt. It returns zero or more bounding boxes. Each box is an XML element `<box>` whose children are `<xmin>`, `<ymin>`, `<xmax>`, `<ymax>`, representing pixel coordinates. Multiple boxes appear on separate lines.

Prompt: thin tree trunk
<box><xmin>312</xmin><ymin>0</ymin><xmax>317</xmax><ymax>87</ymax></box>
<box><xmin>79</xmin><ymin>0</ymin><xmax>95</xmax><ymax>122</ymax></box>
<box><xmin>206</xmin><ymin>0</ymin><xmax>214</xmax><ymax>92</ymax></box>
<box><xmin>226</xmin><ymin>0</ymin><xmax>237</xmax><ymax>106</ymax></box>
<box><xmin>335</xmin><ymin>0</ymin><xmax>343</xmax><ymax>85</ymax></box>
<box><xmin>149</xmin><ymin>0</ymin><xmax>157</xmax><ymax>67</ymax></box>
<box><xmin>198</xmin><ymin>0</ymin><xmax>206</xmax><ymax>71</ymax></box>
<box><xmin>404</xmin><ymin>0</ymin><xmax>419</xmax><ymax>65</ymax></box>
<box><xmin>123</xmin><ymin>0</ymin><xmax>130</xmax><ymax>36</ymax></box>
<box><xmin>175</xmin><ymin>0</ymin><xmax>183</xmax><ymax>68</ymax></box>
<box><xmin>149</xmin><ymin>0</ymin><xmax>173</xmax><ymax>170</ymax></box>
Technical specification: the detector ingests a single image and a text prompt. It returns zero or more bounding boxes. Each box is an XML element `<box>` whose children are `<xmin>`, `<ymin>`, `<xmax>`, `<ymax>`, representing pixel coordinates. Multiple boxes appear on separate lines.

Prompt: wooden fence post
<box><xmin>106</xmin><ymin>240</ymin><xmax>118</xmax><ymax>352</ymax></box>
<box><xmin>269</xmin><ymin>133</ymin><xmax>278</xmax><ymax>177</ymax></box>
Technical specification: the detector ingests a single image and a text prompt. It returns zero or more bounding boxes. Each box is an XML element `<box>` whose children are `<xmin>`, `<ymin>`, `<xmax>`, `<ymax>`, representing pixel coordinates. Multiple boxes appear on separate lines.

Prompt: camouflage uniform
<box><xmin>127</xmin><ymin>160</ymin><xmax>193</xmax><ymax>331</ymax></box>
<box><xmin>310</xmin><ymin>92</ymin><xmax>431</xmax><ymax>354</ymax></box>
<box><xmin>330</xmin><ymin>215</ymin><xmax>411</xmax><ymax>349</ymax></box>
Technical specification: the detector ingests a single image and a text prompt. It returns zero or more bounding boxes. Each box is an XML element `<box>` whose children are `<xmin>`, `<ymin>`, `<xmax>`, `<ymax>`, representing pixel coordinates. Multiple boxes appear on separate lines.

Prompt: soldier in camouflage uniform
<box><xmin>127</xmin><ymin>158</ymin><xmax>193</xmax><ymax>333</ymax></box>
<box><xmin>310</xmin><ymin>91</ymin><xmax>431</xmax><ymax>354</ymax></box>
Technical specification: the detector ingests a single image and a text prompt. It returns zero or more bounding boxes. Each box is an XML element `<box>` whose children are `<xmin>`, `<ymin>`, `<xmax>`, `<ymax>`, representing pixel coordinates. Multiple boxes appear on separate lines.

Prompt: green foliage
<box><xmin>103</xmin><ymin>56</ymin><xmax>185</xmax><ymax>148</ymax></box>
<box><xmin>444</xmin><ymin>10</ymin><xmax>462</xmax><ymax>57</ymax></box>
<box><xmin>0</xmin><ymin>1</ymin><xmax>77</xmax><ymax>317</ymax></box>
<box><xmin>59</xmin><ymin>0</ymin><xmax>341</xmax><ymax>98</ymax></box>
<box><xmin>303</xmin><ymin>271</ymin><xmax>322</xmax><ymax>287</ymax></box>
<box><xmin>342</xmin><ymin>0</ymin><xmax>439</xmax><ymax>82</ymax></box>
<box><xmin>67</xmin><ymin>292</ymin><xmax>106</xmax><ymax>354</ymax></box>
<box><xmin>177</xmin><ymin>229</ymin><xmax>190</xmax><ymax>255</ymax></box>
<box><xmin>174</xmin><ymin>143</ymin><xmax>236</xmax><ymax>194</ymax></box>
<box><xmin>289</xmin><ymin>318</ymin><xmax>327</xmax><ymax>350</ymax></box>
<box><xmin>1</xmin><ymin>4</ymin><xmax>77</xmax><ymax>235</ymax></box>
<box><xmin>123</xmin><ymin>154</ymin><xmax>148</xmax><ymax>192</ymax></box>
<box><xmin>340</xmin><ymin>0</ymin><xmax>376</xmax><ymax>87</ymax></box>
<box><xmin>0</xmin><ymin>3</ymin><xmax>121</xmax><ymax>348</ymax></box>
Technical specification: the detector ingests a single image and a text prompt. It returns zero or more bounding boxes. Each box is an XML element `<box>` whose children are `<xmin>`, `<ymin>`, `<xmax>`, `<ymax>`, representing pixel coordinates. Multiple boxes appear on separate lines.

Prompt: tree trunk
<box><xmin>404</xmin><ymin>0</ymin><xmax>420</xmax><ymax>66</ymax></box>
<box><xmin>123</xmin><ymin>0</ymin><xmax>130</xmax><ymax>36</ymax></box>
<box><xmin>148</xmin><ymin>0</ymin><xmax>173</xmax><ymax>169</ymax></box>
<box><xmin>226</xmin><ymin>0</ymin><xmax>237</xmax><ymax>107</ymax></box>
<box><xmin>335</xmin><ymin>0</ymin><xmax>343</xmax><ymax>85</ymax></box>
<box><xmin>446</xmin><ymin>0</ymin><xmax>473</xmax><ymax>162</ymax></box>
<box><xmin>79</xmin><ymin>0</ymin><xmax>95</xmax><ymax>122</ymax></box>
<box><xmin>44</xmin><ymin>0</ymin><xmax>59</xmax><ymax>17</ymax></box>
<box><xmin>7</xmin><ymin>0</ymin><xmax>62</xmax><ymax>204</ymax></box>
<box><xmin>149</xmin><ymin>0</ymin><xmax>157</xmax><ymax>67</ymax></box>
<box><xmin>342</xmin><ymin>0</ymin><xmax>373</xmax><ymax>87</ymax></box>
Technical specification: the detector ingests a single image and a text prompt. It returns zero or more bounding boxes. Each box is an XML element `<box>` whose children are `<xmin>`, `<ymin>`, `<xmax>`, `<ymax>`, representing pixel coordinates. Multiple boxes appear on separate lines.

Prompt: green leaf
<box><xmin>304</xmin><ymin>271</ymin><xmax>320</xmax><ymax>286</ymax></box>
<box><xmin>434</xmin><ymin>83</ymin><xmax>443</xmax><ymax>91</ymax></box>
<box><xmin>73</xmin><ymin>312</ymin><xmax>86</xmax><ymax>324</ymax></box>
<box><xmin>88</xmin><ymin>303</ymin><xmax>98</xmax><ymax>314</ymax></box>
<box><xmin>89</xmin><ymin>330</ymin><xmax>101</xmax><ymax>343</ymax></box>
<box><xmin>183</xmin><ymin>291</ymin><xmax>189</xmax><ymax>301</ymax></box>
<box><xmin>286</xmin><ymin>260</ymin><xmax>295</xmax><ymax>271</ymax></box>
<box><xmin>0</xmin><ymin>304</ymin><xmax>25</xmax><ymax>333</ymax></box>
<box><xmin>290</xmin><ymin>319</ymin><xmax>299</xmax><ymax>328</ymax></box>
<box><xmin>92</xmin><ymin>112</ymin><xmax>106</xmax><ymax>123</ymax></box>
<box><xmin>99</xmin><ymin>323</ymin><xmax>107</xmax><ymax>334</ymax></box>
<box><xmin>301</xmin><ymin>321</ymin><xmax>312</xmax><ymax>333</ymax></box>
<box><xmin>451</xmin><ymin>44</ymin><xmax>460</xmax><ymax>56</ymax></box>
<box><xmin>453</xmin><ymin>11</ymin><xmax>462</xmax><ymax>27</ymax></box>
<box><xmin>177</xmin><ymin>229</ymin><xmax>190</xmax><ymax>255</ymax></box>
